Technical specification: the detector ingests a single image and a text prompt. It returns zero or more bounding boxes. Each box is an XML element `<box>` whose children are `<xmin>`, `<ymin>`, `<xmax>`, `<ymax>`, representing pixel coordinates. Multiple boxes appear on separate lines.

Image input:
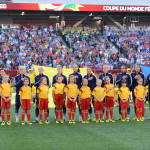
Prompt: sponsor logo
<box><xmin>0</xmin><ymin>4</ymin><xmax>7</xmax><ymax>9</ymax></box>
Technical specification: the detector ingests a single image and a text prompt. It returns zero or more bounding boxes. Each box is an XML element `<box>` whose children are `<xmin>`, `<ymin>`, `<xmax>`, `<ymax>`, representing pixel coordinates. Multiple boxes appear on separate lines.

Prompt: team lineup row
<box><xmin>0</xmin><ymin>64</ymin><xmax>150</xmax><ymax>125</ymax></box>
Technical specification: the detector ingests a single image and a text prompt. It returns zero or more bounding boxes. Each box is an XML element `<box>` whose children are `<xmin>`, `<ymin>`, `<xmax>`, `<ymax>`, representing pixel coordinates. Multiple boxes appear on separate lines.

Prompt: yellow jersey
<box><xmin>0</xmin><ymin>83</ymin><xmax>13</xmax><ymax>97</ymax></box>
<box><xmin>92</xmin><ymin>87</ymin><xmax>106</xmax><ymax>101</ymax></box>
<box><xmin>104</xmin><ymin>84</ymin><xmax>116</xmax><ymax>97</ymax></box>
<box><xmin>19</xmin><ymin>86</ymin><xmax>33</xmax><ymax>100</ymax></box>
<box><xmin>134</xmin><ymin>85</ymin><xmax>147</xmax><ymax>98</ymax></box>
<box><xmin>64</xmin><ymin>83</ymin><xmax>79</xmax><ymax>98</ymax></box>
<box><xmin>79</xmin><ymin>86</ymin><xmax>91</xmax><ymax>99</ymax></box>
<box><xmin>52</xmin><ymin>83</ymin><xmax>65</xmax><ymax>94</ymax></box>
<box><xmin>37</xmin><ymin>85</ymin><xmax>49</xmax><ymax>99</ymax></box>
<box><xmin>118</xmin><ymin>87</ymin><xmax>130</xmax><ymax>100</ymax></box>
<box><xmin>28</xmin><ymin>72</ymin><xmax>35</xmax><ymax>84</ymax></box>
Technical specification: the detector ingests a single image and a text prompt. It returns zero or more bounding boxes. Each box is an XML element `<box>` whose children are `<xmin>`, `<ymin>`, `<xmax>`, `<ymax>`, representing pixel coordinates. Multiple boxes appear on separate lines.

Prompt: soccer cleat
<box><xmin>100</xmin><ymin>120</ymin><xmax>104</xmax><ymax>123</ymax></box>
<box><xmin>121</xmin><ymin>119</ymin><xmax>125</xmax><ymax>122</ymax></box>
<box><xmin>60</xmin><ymin>120</ymin><xmax>64</xmax><ymax>124</ymax></box>
<box><xmin>116</xmin><ymin>117</ymin><xmax>121</xmax><ymax>121</ymax></box>
<box><xmin>142</xmin><ymin>117</ymin><xmax>145</xmax><ymax>120</ymax></box>
<box><xmin>140</xmin><ymin>118</ymin><xmax>144</xmax><ymax>122</ymax></box>
<box><xmin>82</xmin><ymin>121</ymin><xmax>86</xmax><ymax>124</ymax></box>
<box><xmin>85</xmin><ymin>121</ymin><xmax>89</xmax><ymax>124</ymax></box>
<box><xmin>22</xmin><ymin>122</ymin><xmax>25</xmax><ymax>125</ymax></box>
<box><xmin>92</xmin><ymin>118</ymin><xmax>96</xmax><ymax>122</ymax></box>
<box><xmin>137</xmin><ymin>118</ymin><xmax>140</xmax><ymax>122</ymax></box>
<box><xmin>96</xmin><ymin>120</ymin><xmax>99</xmax><ymax>123</ymax></box>
<box><xmin>7</xmin><ymin>121</ymin><xmax>11</xmax><ymax>126</ymax></box>
<box><xmin>72</xmin><ymin>120</ymin><xmax>76</xmax><ymax>124</ymax></box>
<box><xmin>45</xmin><ymin>121</ymin><xmax>49</xmax><ymax>124</ymax></box>
<box><xmin>106</xmin><ymin>119</ymin><xmax>109</xmax><ymax>123</ymax></box>
<box><xmin>33</xmin><ymin>120</ymin><xmax>39</xmax><ymax>123</ymax></box>
<box><xmin>27</xmin><ymin>122</ymin><xmax>32</xmax><ymax>125</ymax></box>
<box><xmin>39</xmin><ymin>121</ymin><xmax>43</xmax><ymax>125</ymax></box>
<box><xmin>0</xmin><ymin>119</ymin><xmax>2</xmax><ymax>123</ymax></box>
<box><xmin>1</xmin><ymin>121</ymin><xmax>5</xmax><ymax>126</ymax></box>
<box><xmin>126</xmin><ymin>117</ymin><xmax>130</xmax><ymax>120</ymax></box>
<box><xmin>133</xmin><ymin>117</ymin><xmax>137</xmax><ymax>120</ymax></box>
<box><xmin>56</xmin><ymin>120</ymin><xmax>59</xmax><ymax>124</ymax></box>
<box><xmin>110</xmin><ymin>119</ymin><xmax>116</xmax><ymax>123</ymax></box>
<box><xmin>125</xmin><ymin>118</ymin><xmax>129</xmax><ymax>122</ymax></box>
<box><xmin>69</xmin><ymin>120</ymin><xmax>72</xmax><ymax>124</ymax></box>
<box><xmin>15</xmin><ymin>120</ymin><xmax>19</xmax><ymax>123</ymax></box>
<box><xmin>47</xmin><ymin>119</ymin><xmax>50</xmax><ymax>123</ymax></box>
<box><xmin>88</xmin><ymin>117</ymin><xmax>93</xmax><ymax>121</ymax></box>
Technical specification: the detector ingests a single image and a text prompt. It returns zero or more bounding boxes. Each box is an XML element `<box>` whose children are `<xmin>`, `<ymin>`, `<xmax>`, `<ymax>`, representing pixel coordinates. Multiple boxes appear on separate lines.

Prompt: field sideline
<box><xmin>1</xmin><ymin>94</ymin><xmax>150</xmax><ymax>150</ymax></box>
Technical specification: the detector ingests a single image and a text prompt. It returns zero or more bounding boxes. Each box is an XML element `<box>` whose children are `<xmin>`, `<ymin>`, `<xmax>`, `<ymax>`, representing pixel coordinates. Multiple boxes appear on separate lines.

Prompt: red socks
<box><xmin>56</xmin><ymin>110</ymin><xmax>59</xmax><ymax>121</ymax></box>
<box><xmin>39</xmin><ymin>111</ymin><xmax>42</xmax><ymax>121</ymax></box>
<box><xmin>110</xmin><ymin>110</ymin><xmax>113</xmax><ymax>120</ymax></box>
<box><xmin>27</xmin><ymin>113</ymin><xmax>30</xmax><ymax>122</ymax></box>
<box><xmin>140</xmin><ymin>110</ymin><xmax>142</xmax><ymax>119</ymax></box>
<box><xmin>44</xmin><ymin>110</ymin><xmax>47</xmax><ymax>121</ymax></box>
<box><xmin>21</xmin><ymin>112</ymin><xmax>25</xmax><ymax>122</ymax></box>
<box><xmin>82</xmin><ymin>111</ymin><xmax>84</xmax><ymax>121</ymax></box>
<box><xmin>95</xmin><ymin>112</ymin><xmax>98</xmax><ymax>120</ymax></box>
<box><xmin>142</xmin><ymin>108</ymin><xmax>145</xmax><ymax>117</ymax></box>
<box><xmin>1</xmin><ymin>112</ymin><xmax>4</xmax><ymax>122</ymax></box>
<box><xmin>85</xmin><ymin>111</ymin><xmax>88</xmax><ymax>121</ymax></box>
<box><xmin>121</xmin><ymin>110</ymin><xmax>124</xmax><ymax>119</ymax></box>
<box><xmin>100</xmin><ymin>112</ymin><xmax>103</xmax><ymax>120</ymax></box>
<box><xmin>106</xmin><ymin>109</ymin><xmax>109</xmax><ymax>120</ymax></box>
<box><xmin>68</xmin><ymin>110</ymin><xmax>71</xmax><ymax>121</ymax></box>
<box><xmin>136</xmin><ymin>109</ymin><xmax>139</xmax><ymax>119</ymax></box>
<box><xmin>72</xmin><ymin>110</ymin><xmax>75</xmax><ymax>121</ymax></box>
<box><xmin>7</xmin><ymin>112</ymin><xmax>10</xmax><ymax>122</ymax></box>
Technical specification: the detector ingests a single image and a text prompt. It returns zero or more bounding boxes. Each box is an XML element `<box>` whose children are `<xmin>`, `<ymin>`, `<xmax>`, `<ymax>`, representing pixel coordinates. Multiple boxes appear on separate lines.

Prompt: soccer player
<box><xmin>19</xmin><ymin>78</ymin><xmax>33</xmax><ymax>125</ymax></box>
<box><xmin>131</xmin><ymin>65</ymin><xmax>146</xmax><ymax>120</ymax></box>
<box><xmin>104</xmin><ymin>76</ymin><xmax>116</xmax><ymax>122</ymax></box>
<box><xmin>52</xmin><ymin>65</ymin><xmax>67</xmax><ymax>121</ymax></box>
<box><xmin>52</xmin><ymin>75</ymin><xmax>66</xmax><ymax>123</ymax></box>
<box><xmin>37</xmin><ymin>77</ymin><xmax>50</xmax><ymax>124</ymax></box>
<box><xmin>65</xmin><ymin>75</ymin><xmax>79</xmax><ymax>124</ymax></box>
<box><xmin>15</xmin><ymin>67</ymin><xmax>30</xmax><ymax>123</ymax></box>
<box><xmin>118</xmin><ymin>80</ymin><xmax>130</xmax><ymax>122</ymax></box>
<box><xmin>0</xmin><ymin>69</ymin><xmax>11</xmax><ymax>123</ymax></box>
<box><xmin>134</xmin><ymin>78</ymin><xmax>147</xmax><ymax>121</ymax></box>
<box><xmin>84</xmin><ymin>67</ymin><xmax>96</xmax><ymax>121</ymax></box>
<box><xmin>69</xmin><ymin>65</ymin><xmax>82</xmax><ymax>121</ymax></box>
<box><xmin>79</xmin><ymin>78</ymin><xmax>92</xmax><ymax>124</ymax></box>
<box><xmin>92</xmin><ymin>79</ymin><xmax>105</xmax><ymax>123</ymax></box>
<box><xmin>34</xmin><ymin>66</ymin><xmax>50</xmax><ymax>123</ymax></box>
<box><xmin>116</xmin><ymin>65</ymin><xmax>132</xmax><ymax>120</ymax></box>
<box><xmin>0</xmin><ymin>75</ymin><xmax>13</xmax><ymax>125</ymax></box>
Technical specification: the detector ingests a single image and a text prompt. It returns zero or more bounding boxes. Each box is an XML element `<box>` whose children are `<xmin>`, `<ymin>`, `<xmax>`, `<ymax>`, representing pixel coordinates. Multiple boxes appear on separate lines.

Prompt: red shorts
<box><xmin>105</xmin><ymin>97</ymin><xmax>114</xmax><ymax>108</ymax></box>
<box><xmin>94</xmin><ymin>101</ymin><xmax>104</xmax><ymax>111</ymax></box>
<box><xmin>80</xmin><ymin>98</ymin><xmax>90</xmax><ymax>110</ymax></box>
<box><xmin>136</xmin><ymin>99</ymin><xmax>144</xmax><ymax>108</ymax></box>
<box><xmin>55</xmin><ymin>94</ymin><xmax>64</xmax><ymax>106</ymax></box>
<box><xmin>21</xmin><ymin>99</ymin><xmax>31</xmax><ymax>110</ymax></box>
<box><xmin>1</xmin><ymin>97</ymin><xmax>11</xmax><ymax>109</ymax></box>
<box><xmin>66</xmin><ymin>98</ymin><xmax>76</xmax><ymax>110</ymax></box>
<box><xmin>39</xmin><ymin>98</ymin><xmax>48</xmax><ymax>110</ymax></box>
<box><xmin>120</xmin><ymin>100</ymin><xmax>129</xmax><ymax>109</ymax></box>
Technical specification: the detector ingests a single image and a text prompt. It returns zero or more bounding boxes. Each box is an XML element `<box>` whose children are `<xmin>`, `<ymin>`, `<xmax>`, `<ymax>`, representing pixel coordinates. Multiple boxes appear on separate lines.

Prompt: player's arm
<box><xmin>0</xmin><ymin>92</ymin><xmax>6</xmax><ymax>101</ymax></box>
<box><xmin>65</xmin><ymin>92</ymin><xmax>72</xmax><ymax>101</ymax></box>
<box><xmin>116</xmin><ymin>75</ymin><xmax>121</xmax><ymax>85</ymax></box>
<box><xmin>15</xmin><ymin>76</ymin><xmax>23</xmax><ymax>87</ymax></box>
<box><xmin>134</xmin><ymin>92</ymin><xmax>141</xmax><ymax>101</ymax></box>
<box><xmin>100</xmin><ymin>95</ymin><xmax>105</xmax><ymax>102</ymax></box>
<box><xmin>74</xmin><ymin>93</ymin><xmax>78</xmax><ymax>102</ymax></box>
<box><xmin>34</xmin><ymin>76</ymin><xmax>40</xmax><ymax>87</ymax></box>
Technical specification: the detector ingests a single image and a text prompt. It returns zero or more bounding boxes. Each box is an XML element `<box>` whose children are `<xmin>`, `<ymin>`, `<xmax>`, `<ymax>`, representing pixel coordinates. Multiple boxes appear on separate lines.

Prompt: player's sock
<box><xmin>142</xmin><ymin>108</ymin><xmax>145</xmax><ymax>117</ymax></box>
<box><xmin>106</xmin><ymin>109</ymin><xmax>109</xmax><ymax>120</ymax></box>
<box><xmin>63</xmin><ymin>107</ymin><xmax>66</xmax><ymax>121</ymax></box>
<box><xmin>47</xmin><ymin>109</ymin><xmax>49</xmax><ymax>118</ymax></box>
<box><xmin>35</xmin><ymin>108</ymin><xmax>39</xmax><ymax>120</ymax></box>
<box><xmin>1</xmin><ymin>112</ymin><xmax>4</xmax><ymax>122</ymax></box>
<box><xmin>121</xmin><ymin>110</ymin><xmax>124</xmax><ymax>119</ymax></box>
<box><xmin>127</xmin><ymin>106</ymin><xmax>130</xmax><ymax>117</ymax></box>
<box><xmin>110</xmin><ymin>110</ymin><xmax>113</xmax><ymax>120</ymax></box>
<box><xmin>44</xmin><ymin>110</ymin><xmax>47</xmax><ymax>121</ymax></box>
<box><xmin>72</xmin><ymin>110</ymin><xmax>75</xmax><ymax>121</ymax></box>
<box><xmin>21</xmin><ymin>112</ymin><xmax>25</xmax><ymax>122</ymax></box>
<box><xmin>125</xmin><ymin>110</ymin><xmax>127</xmax><ymax>119</ymax></box>
<box><xmin>68</xmin><ymin>110</ymin><xmax>71</xmax><ymax>121</ymax></box>
<box><xmin>81</xmin><ymin>111</ymin><xmax>84</xmax><ymax>121</ymax></box>
<box><xmin>7</xmin><ymin>112</ymin><xmax>10</xmax><ymax>122</ymax></box>
<box><xmin>140</xmin><ymin>110</ymin><xmax>142</xmax><ymax>119</ymax></box>
<box><xmin>39</xmin><ymin>111</ymin><xmax>42</xmax><ymax>121</ymax></box>
<box><xmin>136</xmin><ymin>109</ymin><xmax>139</xmax><ymax>119</ymax></box>
<box><xmin>27</xmin><ymin>113</ymin><xmax>30</xmax><ymax>122</ymax></box>
<box><xmin>100</xmin><ymin>112</ymin><xmax>103</xmax><ymax>120</ymax></box>
<box><xmin>85</xmin><ymin>111</ymin><xmax>88</xmax><ymax>121</ymax></box>
<box><xmin>56</xmin><ymin>110</ymin><xmax>59</xmax><ymax>121</ymax></box>
<box><xmin>95</xmin><ymin>111</ymin><xmax>98</xmax><ymax>120</ymax></box>
<box><xmin>60</xmin><ymin>110</ymin><xmax>63</xmax><ymax>120</ymax></box>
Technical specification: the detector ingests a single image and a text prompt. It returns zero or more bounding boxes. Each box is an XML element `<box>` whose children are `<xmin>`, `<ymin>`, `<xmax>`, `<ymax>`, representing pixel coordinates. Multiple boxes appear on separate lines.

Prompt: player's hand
<box><xmin>113</xmin><ymin>98</ymin><xmax>116</xmax><ymax>102</ymax></box>
<box><xmin>109</xmin><ymin>87</ymin><xmax>114</xmax><ymax>90</ymax></box>
<box><xmin>73</xmin><ymin>98</ymin><xmax>76</xmax><ymax>102</ymax></box>
<box><xmin>88</xmin><ymin>77</ymin><xmax>93</xmax><ymax>80</ymax></box>
<box><xmin>21</xmin><ymin>78</ymin><xmax>24</xmax><ymax>81</ymax></box>
<box><xmin>122</xmin><ymin>75</ymin><xmax>127</xmax><ymax>79</ymax></box>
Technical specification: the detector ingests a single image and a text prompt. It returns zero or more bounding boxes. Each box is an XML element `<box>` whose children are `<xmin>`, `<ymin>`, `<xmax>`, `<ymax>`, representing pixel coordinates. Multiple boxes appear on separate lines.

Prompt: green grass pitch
<box><xmin>1</xmin><ymin>95</ymin><xmax>150</xmax><ymax>150</ymax></box>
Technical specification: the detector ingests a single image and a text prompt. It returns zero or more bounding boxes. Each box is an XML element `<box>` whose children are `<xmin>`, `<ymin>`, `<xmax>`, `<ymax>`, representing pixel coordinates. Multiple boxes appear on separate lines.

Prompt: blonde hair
<box><xmin>68</xmin><ymin>75</ymin><xmax>76</xmax><ymax>83</ymax></box>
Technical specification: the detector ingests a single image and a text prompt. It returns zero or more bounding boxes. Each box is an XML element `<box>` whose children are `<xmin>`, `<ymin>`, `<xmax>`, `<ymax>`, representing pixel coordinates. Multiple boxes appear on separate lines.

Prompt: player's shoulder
<box><xmin>15</xmin><ymin>74</ymin><xmax>20</xmax><ymax>79</ymax></box>
<box><xmin>78</xmin><ymin>72</ymin><xmax>82</xmax><ymax>77</ymax></box>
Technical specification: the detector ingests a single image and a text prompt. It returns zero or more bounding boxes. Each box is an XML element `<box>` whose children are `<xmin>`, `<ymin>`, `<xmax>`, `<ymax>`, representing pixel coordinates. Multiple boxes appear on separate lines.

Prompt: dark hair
<box><xmin>136</xmin><ymin>64</ymin><xmax>142</xmax><ymax>72</ymax></box>
<box><xmin>23</xmin><ymin>78</ymin><xmax>29</xmax><ymax>82</ymax></box>
<box><xmin>56</xmin><ymin>75</ymin><xmax>62</xmax><ymax>80</ymax></box>
<box><xmin>0</xmin><ymin>68</ymin><xmax>6</xmax><ymax>72</ymax></box>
